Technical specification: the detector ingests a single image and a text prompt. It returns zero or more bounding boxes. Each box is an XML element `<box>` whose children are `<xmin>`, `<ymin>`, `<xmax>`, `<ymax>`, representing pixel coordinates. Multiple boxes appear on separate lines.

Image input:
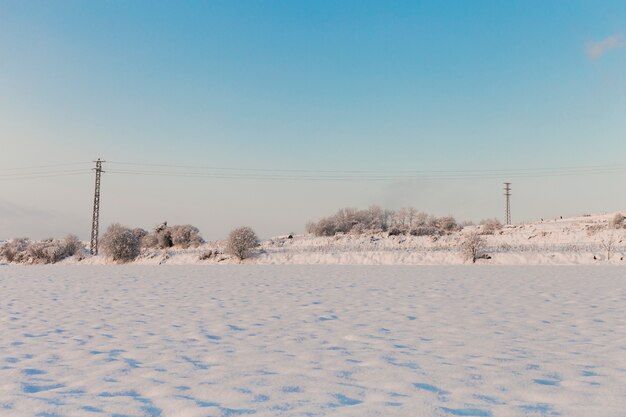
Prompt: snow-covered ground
<box><xmin>1</xmin><ymin>265</ymin><xmax>624</xmax><ymax>416</ymax></box>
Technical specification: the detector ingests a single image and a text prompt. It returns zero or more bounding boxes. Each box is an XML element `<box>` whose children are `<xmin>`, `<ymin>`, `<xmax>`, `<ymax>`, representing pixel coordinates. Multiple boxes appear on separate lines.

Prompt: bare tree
<box><xmin>226</xmin><ymin>226</ymin><xmax>260</xmax><ymax>261</ymax></box>
<box><xmin>599</xmin><ymin>232</ymin><xmax>616</xmax><ymax>260</ymax></box>
<box><xmin>460</xmin><ymin>232</ymin><xmax>487</xmax><ymax>263</ymax></box>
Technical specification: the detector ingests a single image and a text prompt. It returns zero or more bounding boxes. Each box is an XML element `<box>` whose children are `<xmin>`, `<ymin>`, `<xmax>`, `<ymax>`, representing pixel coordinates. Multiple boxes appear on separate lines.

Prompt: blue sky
<box><xmin>1</xmin><ymin>1</ymin><xmax>625</xmax><ymax>239</ymax></box>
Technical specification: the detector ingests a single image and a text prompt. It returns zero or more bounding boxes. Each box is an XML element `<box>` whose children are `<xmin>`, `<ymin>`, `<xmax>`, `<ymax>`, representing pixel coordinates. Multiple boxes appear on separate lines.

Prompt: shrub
<box><xmin>409</xmin><ymin>226</ymin><xmax>439</xmax><ymax>236</ymax></box>
<box><xmin>586</xmin><ymin>223</ymin><xmax>606</xmax><ymax>235</ymax></box>
<box><xmin>387</xmin><ymin>227</ymin><xmax>403</xmax><ymax>236</ymax></box>
<box><xmin>479</xmin><ymin>218</ymin><xmax>503</xmax><ymax>235</ymax></box>
<box><xmin>28</xmin><ymin>239</ymin><xmax>67</xmax><ymax>264</ymax></box>
<box><xmin>460</xmin><ymin>232</ymin><xmax>487</xmax><ymax>263</ymax></box>
<box><xmin>308</xmin><ymin>207</ymin><xmax>465</xmax><ymax>237</ymax></box>
<box><xmin>141</xmin><ymin>233</ymin><xmax>159</xmax><ymax>249</ymax></box>
<box><xmin>100</xmin><ymin>223</ymin><xmax>142</xmax><ymax>263</ymax></box>
<box><xmin>0</xmin><ymin>235</ymin><xmax>84</xmax><ymax>264</ymax></box>
<box><xmin>310</xmin><ymin>217</ymin><xmax>338</xmax><ymax>236</ymax></box>
<box><xmin>142</xmin><ymin>223</ymin><xmax>203</xmax><ymax>249</ymax></box>
<box><xmin>142</xmin><ymin>222</ymin><xmax>172</xmax><ymax>249</ymax></box>
<box><xmin>199</xmin><ymin>249</ymin><xmax>223</xmax><ymax>261</ymax></box>
<box><xmin>0</xmin><ymin>238</ymin><xmax>30</xmax><ymax>263</ymax></box>
<box><xmin>132</xmin><ymin>228</ymin><xmax>148</xmax><ymax>242</ymax></box>
<box><xmin>226</xmin><ymin>226</ymin><xmax>259</xmax><ymax>260</ymax></box>
<box><xmin>307</xmin><ymin>206</ymin><xmax>391</xmax><ymax>236</ymax></box>
<box><xmin>63</xmin><ymin>234</ymin><xmax>85</xmax><ymax>258</ymax></box>
<box><xmin>436</xmin><ymin>216</ymin><xmax>460</xmax><ymax>233</ymax></box>
<box><xmin>169</xmin><ymin>224</ymin><xmax>203</xmax><ymax>248</ymax></box>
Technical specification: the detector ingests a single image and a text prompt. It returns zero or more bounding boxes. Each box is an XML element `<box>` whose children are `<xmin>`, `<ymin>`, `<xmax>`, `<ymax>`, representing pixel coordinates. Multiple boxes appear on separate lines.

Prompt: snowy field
<box><xmin>0</xmin><ymin>266</ymin><xmax>624</xmax><ymax>417</ymax></box>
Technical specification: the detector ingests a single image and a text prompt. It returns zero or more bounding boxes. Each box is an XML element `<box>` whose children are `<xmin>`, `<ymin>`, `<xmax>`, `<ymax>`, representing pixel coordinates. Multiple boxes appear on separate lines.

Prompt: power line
<box><xmin>0</xmin><ymin>169</ymin><xmax>90</xmax><ymax>178</ymax></box>
<box><xmin>0</xmin><ymin>162</ymin><xmax>92</xmax><ymax>172</ymax></box>
<box><xmin>0</xmin><ymin>171</ymin><xmax>91</xmax><ymax>181</ymax></box>
<box><xmin>107</xmin><ymin>160</ymin><xmax>626</xmax><ymax>175</ymax></box>
<box><xmin>2</xmin><ymin>160</ymin><xmax>626</xmax><ymax>182</ymax></box>
<box><xmin>104</xmin><ymin>165</ymin><xmax>626</xmax><ymax>182</ymax></box>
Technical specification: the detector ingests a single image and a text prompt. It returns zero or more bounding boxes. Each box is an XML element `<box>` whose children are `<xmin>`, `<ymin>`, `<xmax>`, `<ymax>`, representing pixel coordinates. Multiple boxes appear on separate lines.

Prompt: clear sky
<box><xmin>1</xmin><ymin>1</ymin><xmax>625</xmax><ymax>240</ymax></box>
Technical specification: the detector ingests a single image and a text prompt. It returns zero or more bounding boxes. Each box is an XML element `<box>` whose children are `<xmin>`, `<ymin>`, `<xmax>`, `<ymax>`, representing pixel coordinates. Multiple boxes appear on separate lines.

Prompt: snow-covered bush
<box><xmin>132</xmin><ymin>228</ymin><xmax>148</xmax><ymax>243</ymax></box>
<box><xmin>141</xmin><ymin>233</ymin><xmax>160</xmax><ymax>249</ymax></box>
<box><xmin>100</xmin><ymin>223</ymin><xmax>142</xmax><ymax>263</ymax></box>
<box><xmin>28</xmin><ymin>235</ymin><xmax>84</xmax><ymax>264</ymax></box>
<box><xmin>226</xmin><ymin>226</ymin><xmax>259</xmax><ymax>260</ymax></box>
<box><xmin>460</xmin><ymin>232</ymin><xmax>487</xmax><ymax>263</ymax></box>
<box><xmin>309</xmin><ymin>216</ymin><xmax>339</xmax><ymax>236</ymax></box>
<box><xmin>199</xmin><ymin>249</ymin><xmax>224</xmax><ymax>261</ymax></box>
<box><xmin>0</xmin><ymin>238</ymin><xmax>30</xmax><ymax>263</ymax></box>
<box><xmin>0</xmin><ymin>235</ymin><xmax>84</xmax><ymax>264</ymax></box>
<box><xmin>63</xmin><ymin>234</ymin><xmax>85</xmax><ymax>258</ymax></box>
<box><xmin>28</xmin><ymin>239</ymin><xmax>67</xmax><ymax>264</ymax></box>
<box><xmin>142</xmin><ymin>223</ymin><xmax>203</xmax><ymax>249</ymax></box>
<box><xmin>409</xmin><ymin>226</ymin><xmax>439</xmax><ymax>236</ymax></box>
<box><xmin>169</xmin><ymin>225</ymin><xmax>203</xmax><ymax>248</ymax></box>
<box><xmin>308</xmin><ymin>206</ymin><xmax>463</xmax><ymax>237</ymax></box>
<box><xmin>307</xmin><ymin>206</ymin><xmax>391</xmax><ymax>236</ymax></box>
<box><xmin>436</xmin><ymin>216</ymin><xmax>461</xmax><ymax>233</ymax></box>
<box><xmin>610</xmin><ymin>213</ymin><xmax>625</xmax><ymax>229</ymax></box>
<box><xmin>480</xmin><ymin>218</ymin><xmax>503</xmax><ymax>235</ymax></box>
<box><xmin>586</xmin><ymin>224</ymin><xmax>606</xmax><ymax>235</ymax></box>
<box><xmin>387</xmin><ymin>227</ymin><xmax>404</xmax><ymax>236</ymax></box>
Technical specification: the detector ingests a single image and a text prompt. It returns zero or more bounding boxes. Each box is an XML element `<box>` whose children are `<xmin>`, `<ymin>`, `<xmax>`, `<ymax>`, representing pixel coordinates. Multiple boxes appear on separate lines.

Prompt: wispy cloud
<box><xmin>585</xmin><ymin>34</ymin><xmax>625</xmax><ymax>59</ymax></box>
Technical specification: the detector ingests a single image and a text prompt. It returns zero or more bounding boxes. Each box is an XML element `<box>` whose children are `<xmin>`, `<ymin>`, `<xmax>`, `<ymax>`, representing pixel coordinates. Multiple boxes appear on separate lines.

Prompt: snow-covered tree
<box><xmin>100</xmin><ymin>223</ymin><xmax>142</xmax><ymax>263</ymax></box>
<box><xmin>460</xmin><ymin>232</ymin><xmax>486</xmax><ymax>264</ymax></box>
<box><xmin>436</xmin><ymin>216</ymin><xmax>460</xmax><ymax>233</ymax></box>
<box><xmin>226</xmin><ymin>226</ymin><xmax>259</xmax><ymax>260</ymax></box>
<box><xmin>308</xmin><ymin>207</ymin><xmax>464</xmax><ymax>237</ymax></box>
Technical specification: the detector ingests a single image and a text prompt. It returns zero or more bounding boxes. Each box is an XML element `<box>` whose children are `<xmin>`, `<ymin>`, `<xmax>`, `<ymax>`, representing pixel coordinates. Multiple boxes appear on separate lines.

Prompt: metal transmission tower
<box><xmin>90</xmin><ymin>159</ymin><xmax>105</xmax><ymax>255</ymax></box>
<box><xmin>504</xmin><ymin>182</ymin><xmax>511</xmax><ymax>225</ymax></box>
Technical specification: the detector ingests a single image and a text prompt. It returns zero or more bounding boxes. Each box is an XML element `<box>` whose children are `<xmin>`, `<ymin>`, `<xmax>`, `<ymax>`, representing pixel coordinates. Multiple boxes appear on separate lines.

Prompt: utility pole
<box><xmin>504</xmin><ymin>182</ymin><xmax>511</xmax><ymax>225</ymax></box>
<box><xmin>90</xmin><ymin>159</ymin><xmax>105</xmax><ymax>255</ymax></box>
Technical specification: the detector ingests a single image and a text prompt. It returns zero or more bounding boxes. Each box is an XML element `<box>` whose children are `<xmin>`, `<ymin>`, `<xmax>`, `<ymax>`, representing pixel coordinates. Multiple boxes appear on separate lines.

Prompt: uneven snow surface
<box><xmin>0</xmin><ymin>265</ymin><xmax>624</xmax><ymax>417</ymax></box>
